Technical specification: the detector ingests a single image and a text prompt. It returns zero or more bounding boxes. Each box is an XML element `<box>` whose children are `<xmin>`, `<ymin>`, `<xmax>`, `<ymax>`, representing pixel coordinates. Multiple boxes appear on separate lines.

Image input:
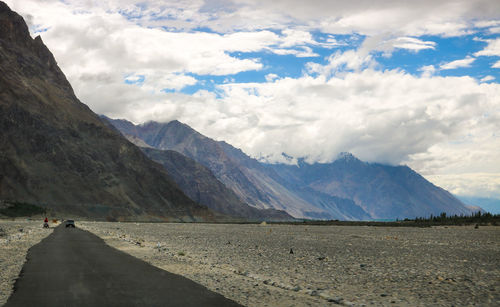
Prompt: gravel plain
<box><xmin>78</xmin><ymin>222</ymin><xmax>500</xmax><ymax>306</ymax></box>
<box><xmin>0</xmin><ymin>220</ymin><xmax>54</xmax><ymax>305</ymax></box>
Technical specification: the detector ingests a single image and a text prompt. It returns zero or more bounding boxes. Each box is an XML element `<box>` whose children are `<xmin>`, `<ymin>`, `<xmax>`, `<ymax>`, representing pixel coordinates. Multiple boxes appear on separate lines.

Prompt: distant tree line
<box><xmin>269</xmin><ymin>211</ymin><xmax>499</xmax><ymax>227</ymax></box>
<box><xmin>401</xmin><ymin>211</ymin><xmax>499</xmax><ymax>227</ymax></box>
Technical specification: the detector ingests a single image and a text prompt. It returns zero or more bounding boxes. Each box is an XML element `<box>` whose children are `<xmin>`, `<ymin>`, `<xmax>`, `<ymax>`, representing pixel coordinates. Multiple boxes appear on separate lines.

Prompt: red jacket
<box><xmin>44</xmin><ymin>218</ymin><xmax>48</xmax><ymax>223</ymax></box>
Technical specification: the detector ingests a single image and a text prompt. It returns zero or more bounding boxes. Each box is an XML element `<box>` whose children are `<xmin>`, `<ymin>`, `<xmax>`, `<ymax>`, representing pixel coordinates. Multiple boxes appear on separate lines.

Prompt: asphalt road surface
<box><xmin>5</xmin><ymin>225</ymin><xmax>241</xmax><ymax>307</ymax></box>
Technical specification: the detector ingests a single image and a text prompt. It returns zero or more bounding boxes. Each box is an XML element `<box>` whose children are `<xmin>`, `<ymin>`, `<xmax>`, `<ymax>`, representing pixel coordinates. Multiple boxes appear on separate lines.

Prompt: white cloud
<box><xmin>265</xmin><ymin>73</ymin><xmax>279</xmax><ymax>82</ymax></box>
<box><xmin>271</xmin><ymin>46</ymin><xmax>319</xmax><ymax>57</ymax></box>
<box><xmin>142</xmin><ymin>72</ymin><xmax>198</xmax><ymax>91</ymax></box>
<box><xmin>425</xmin><ymin>173</ymin><xmax>500</xmax><ymax>199</ymax></box>
<box><xmin>440</xmin><ymin>56</ymin><xmax>475</xmax><ymax>70</ymax></box>
<box><xmin>10</xmin><ymin>0</ymin><xmax>500</xmax><ymax>40</ymax></box>
<box><xmin>474</xmin><ymin>37</ymin><xmax>500</xmax><ymax>57</ymax></box>
<box><xmin>279</xmin><ymin>29</ymin><xmax>316</xmax><ymax>48</ymax></box>
<box><xmin>306</xmin><ymin>50</ymin><xmax>375</xmax><ymax>76</ymax></box>
<box><xmin>391</xmin><ymin>37</ymin><xmax>436</xmax><ymax>51</ymax></box>
<box><xmin>419</xmin><ymin>65</ymin><xmax>436</xmax><ymax>77</ymax></box>
<box><xmin>474</xmin><ymin>20</ymin><xmax>500</xmax><ymax>28</ymax></box>
<box><xmin>488</xmin><ymin>27</ymin><xmax>500</xmax><ymax>34</ymax></box>
<box><xmin>480</xmin><ymin>75</ymin><xmax>495</xmax><ymax>82</ymax></box>
<box><xmin>493</xmin><ymin>60</ymin><xmax>500</xmax><ymax>68</ymax></box>
<box><xmin>203</xmin><ymin>69</ymin><xmax>499</xmax><ymax>167</ymax></box>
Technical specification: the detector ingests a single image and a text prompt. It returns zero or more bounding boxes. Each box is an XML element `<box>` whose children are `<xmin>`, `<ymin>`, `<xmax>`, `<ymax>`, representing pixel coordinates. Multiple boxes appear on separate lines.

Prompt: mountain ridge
<box><xmin>104</xmin><ymin>117</ymin><xmax>346</xmax><ymax>219</ymax></box>
<box><xmin>104</xmin><ymin>117</ymin><xmax>473</xmax><ymax>220</ymax></box>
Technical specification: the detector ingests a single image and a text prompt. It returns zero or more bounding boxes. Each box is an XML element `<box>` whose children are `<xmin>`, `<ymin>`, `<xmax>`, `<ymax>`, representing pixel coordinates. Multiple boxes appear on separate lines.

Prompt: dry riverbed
<box><xmin>79</xmin><ymin>222</ymin><xmax>500</xmax><ymax>306</ymax></box>
<box><xmin>0</xmin><ymin>220</ymin><xmax>54</xmax><ymax>305</ymax></box>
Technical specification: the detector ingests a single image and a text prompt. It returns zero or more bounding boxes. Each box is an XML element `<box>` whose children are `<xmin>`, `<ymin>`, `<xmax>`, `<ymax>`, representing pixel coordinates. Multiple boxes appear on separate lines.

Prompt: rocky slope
<box><xmin>140</xmin><ymin>147</ymin><xmax>293</xmax><ymax>220</ymax></box>
<box><xmin>0</xmin><ymin>2</ymin><xmax>212</xmax><ymax>221</ymax></box>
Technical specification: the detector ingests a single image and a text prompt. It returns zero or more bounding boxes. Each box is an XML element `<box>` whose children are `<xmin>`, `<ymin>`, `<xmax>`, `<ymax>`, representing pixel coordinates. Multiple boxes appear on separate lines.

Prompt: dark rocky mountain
<box><xmin>0</xmin><ymin>2</ymin><xmax>214</xmax><ymax>221</ymax></box>
<box><xmin>140</xmin><ymin>147</ymin><xmax>293</xmax><ymax>220</ymax></box>
<box><xmin>106</xmin><ymin>117</ymin><xmax>474</xmax><ymax>220</ymax></box>
<box><xmin>105</xmin><ymin>118</ymin><xmax>372</xmax><ymax>220</ymax></box>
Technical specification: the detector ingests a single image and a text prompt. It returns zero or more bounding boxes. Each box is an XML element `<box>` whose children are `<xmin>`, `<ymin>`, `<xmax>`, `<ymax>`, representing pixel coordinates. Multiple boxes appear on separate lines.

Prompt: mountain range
<box><xmin>104</xmin><ymin>117</ymin><xmax>475</xmax><ymax>220</ymax></box>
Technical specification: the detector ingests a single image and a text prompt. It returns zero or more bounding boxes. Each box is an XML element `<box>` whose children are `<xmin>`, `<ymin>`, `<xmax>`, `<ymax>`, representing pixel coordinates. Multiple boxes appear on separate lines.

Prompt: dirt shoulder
<box><xmin>0</xmin><ymin>220</ymin><xmax>54</xmax><ymax>305</ymax></box>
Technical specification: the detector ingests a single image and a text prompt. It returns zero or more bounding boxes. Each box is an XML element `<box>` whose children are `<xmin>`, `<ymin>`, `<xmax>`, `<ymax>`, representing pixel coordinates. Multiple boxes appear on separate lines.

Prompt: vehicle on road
<box><xmin>65</xmin><ymin>220</ymin><xmax>75</xmax><ymax>228</ymax></box>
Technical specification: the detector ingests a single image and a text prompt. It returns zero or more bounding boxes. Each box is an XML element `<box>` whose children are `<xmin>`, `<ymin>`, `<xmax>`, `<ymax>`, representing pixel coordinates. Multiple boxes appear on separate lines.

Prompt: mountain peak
<box><xmin>0</xmin><ymin>2</ymin><xmax>75</xmax><ymax>96</ymax></box>
<box><xmin>166</xmin><ymin>119</ymin><xmax>194</xmax><ymax>131</ymax></box>
<box><xmin>0</xmin><ymin>1</ymin><xmax>31</xmax><ymax>47</ymax></box>
<box><xmin>336</xmin><ymin>152</ymin><xmax>360</xmax><ymax>163</ymax></box>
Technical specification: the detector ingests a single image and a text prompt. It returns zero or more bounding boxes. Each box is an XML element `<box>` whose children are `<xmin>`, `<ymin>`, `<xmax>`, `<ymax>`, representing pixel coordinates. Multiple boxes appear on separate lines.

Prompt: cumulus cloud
<box><xmin>493</xmin><ymin>60</ymin><xmax>500</xmax><ymax>68</ymax></box>
<box><xmin>201</xmin><ymin>69</ymin><xmax>500</xmax><ymax>167</ymax></box>
<box><xmin>440</xmin><ymin>56</ymin><xmax>475</xmax><ymax>70</ymax></box>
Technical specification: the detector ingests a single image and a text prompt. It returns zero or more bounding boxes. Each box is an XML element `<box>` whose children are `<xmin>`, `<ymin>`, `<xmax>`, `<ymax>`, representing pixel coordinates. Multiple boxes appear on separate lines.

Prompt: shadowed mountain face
<box><xmin>106</xmin><ymin>117</ymin><xmax>473</xmax><ymax>220</ymax></box>
<box><xmin>267</xmin><ymin>154</ymin><xmax>473</xmax><ymax>219</ymax></box>
<box><xmin>0</xmin><ymin>2</ymin><xmax>212</xmax><ymax>221</ymax></box>
<box><xmin>140</xmin><ymin>148</ymin><xmax>293</xmax><ymax>221</ymax></box>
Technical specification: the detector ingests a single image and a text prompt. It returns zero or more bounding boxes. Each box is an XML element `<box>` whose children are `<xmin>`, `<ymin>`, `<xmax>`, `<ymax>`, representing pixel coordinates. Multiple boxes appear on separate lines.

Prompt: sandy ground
<box><xmin>0</xmin><ymin>220</ymin><xmax>54</xmax><ymax>305</ymax></box>
<box><xmin>78</xmin><ymin>222</ymin><xmax>500</xmax><ymax>306</ymax></box>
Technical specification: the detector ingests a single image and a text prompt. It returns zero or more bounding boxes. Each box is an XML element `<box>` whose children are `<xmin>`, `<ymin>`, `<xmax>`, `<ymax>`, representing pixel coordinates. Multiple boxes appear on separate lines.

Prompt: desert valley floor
<box><xmin>1</xmin><ymin>221</ymin><xmax>499</xmax><ymax>306</ymax></box>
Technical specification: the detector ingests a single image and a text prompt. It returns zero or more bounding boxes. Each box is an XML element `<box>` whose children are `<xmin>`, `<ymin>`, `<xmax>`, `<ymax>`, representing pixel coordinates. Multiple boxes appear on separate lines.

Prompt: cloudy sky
<box><xmin>7</xmin><ymin>0</ymin><xmax>500</xmax><ymax>199</ymax></box>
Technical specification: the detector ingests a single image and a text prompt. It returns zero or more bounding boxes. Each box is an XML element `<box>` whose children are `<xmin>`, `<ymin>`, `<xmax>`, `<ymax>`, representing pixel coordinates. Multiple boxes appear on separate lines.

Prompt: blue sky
<box><xmin>7</xmin><ymin>0</ymin><xmax>500</xmax><ymax>199</ymax></box>
<box><xmin>118</xmin><ymin>25</ymin><xmax>500</xmax><ymax>96</ymax></box>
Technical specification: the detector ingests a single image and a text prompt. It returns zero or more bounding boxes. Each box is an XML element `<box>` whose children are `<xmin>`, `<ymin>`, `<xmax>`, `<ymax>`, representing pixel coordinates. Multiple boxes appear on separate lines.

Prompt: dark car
<box><xmin>65</xmin><ymin>220</ymin><xmax>75</xmax><ymax>228</ymax></box>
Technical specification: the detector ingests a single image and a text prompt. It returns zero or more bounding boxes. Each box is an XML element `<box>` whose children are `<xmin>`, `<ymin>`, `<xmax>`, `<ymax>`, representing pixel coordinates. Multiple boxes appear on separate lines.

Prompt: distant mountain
<box><xmin>0</xmin><ymin>2</ymin><xmax>213</xmax><ymax>221</ymax></box>
<box><xmin>105</xmin><ymin>118</ymin><xmax>371</xmax><ymax>220</ymax></box>
<box><xmin>457</xmin><ymin>196</ymin><xmax>500</xmax><ymax>214</ymax></box>
<box><xmin>139</xmin><ymin>147</ymin><xmax>293</xmax><ymax>220</ymax></box>
<box><xmin>267</xmin><ymin>154</ymin><xmax>473</xmax><ymax>219</ymax></box>
<box><xmin>106</xmin><ymin>117</ymin><xmax>474</xmax><ymax>220</ymax></box>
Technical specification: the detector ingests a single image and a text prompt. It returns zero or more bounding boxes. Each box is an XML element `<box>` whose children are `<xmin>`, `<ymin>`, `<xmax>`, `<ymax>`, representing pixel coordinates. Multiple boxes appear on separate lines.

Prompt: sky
<box><xmin>6</xmin><ymin>0</ymin><xmax>500</xmax><ymax>199</ymax></box>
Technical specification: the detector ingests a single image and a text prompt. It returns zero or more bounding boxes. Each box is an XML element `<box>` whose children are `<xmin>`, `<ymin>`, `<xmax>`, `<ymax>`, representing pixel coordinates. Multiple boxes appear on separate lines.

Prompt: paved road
<box><xmin>5</xmin><ymin>225</ymin><xmax>241</xmax><ymax>307</ymax></box>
